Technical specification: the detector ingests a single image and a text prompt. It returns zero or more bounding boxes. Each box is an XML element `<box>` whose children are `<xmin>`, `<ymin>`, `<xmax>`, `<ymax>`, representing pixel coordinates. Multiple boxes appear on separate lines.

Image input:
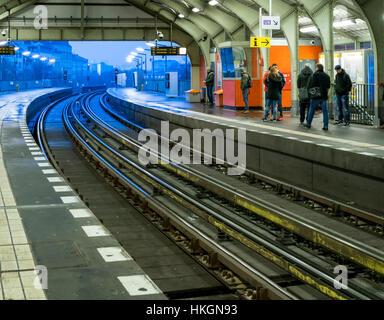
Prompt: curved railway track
<box><xmin>34</xmin><ymin>91</ymin><xmax>384</xmax><ymax>300</ymax></box>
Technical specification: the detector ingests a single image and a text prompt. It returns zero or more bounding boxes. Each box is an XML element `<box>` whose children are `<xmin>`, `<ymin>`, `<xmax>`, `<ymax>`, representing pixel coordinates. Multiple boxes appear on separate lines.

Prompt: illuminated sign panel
<box><xmin>151</xmin><ymin>47</ymin><xmax>187</xmax><ymax>56</ymax></box>
<box><xmin>0</xmin><ymin>46</ymin><xmax>15</xmax><ymax>55</ymax></box>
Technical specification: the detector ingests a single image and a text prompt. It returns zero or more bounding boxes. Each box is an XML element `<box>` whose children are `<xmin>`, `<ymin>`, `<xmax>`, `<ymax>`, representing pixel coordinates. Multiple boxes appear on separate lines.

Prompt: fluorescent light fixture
<box><xmin>49</xmin><ymin>58</ymin><xmax>55</xmax><ymax>63</ymax></box>
<box><xmin>40</xmin><ymin>57</ymin><xmax>47</xmax><ymax>61</ymax></box>
<box><xmin>14</xmin><ymin>46</ymin><xmax>19</xmax><ymax>51</ymax></box>
<box><xmin>136</xmin><ymin>47</ymin><xmax>144</xmax><ymax>52</ymax></box>
<box><xmin>130</xmin><ymin>51</ymin><xmax>138</xmax><ymax>55</ymax></box>
<box><xmin>178</xmin><ymin>13</ymin><xmax>185</xmax><ymax>18</ymax></box>
<box><xmin>22</xmin><ymin>51</ymin><xmax>31</xmax><ymax>56</ymax></box>
<box><xmin>208</xmin><ymin>0</ymin><xmax>219</xmax><ymax>5</ymax></box>
<box><xmin>32</xmin><ymin>54</ymin><xmax>40</xmax><ymax>59</ymax></box>
<box><xmin>333</xmin><ymin>20</ymin><xmax>354</xmax><ymax>28</ymax></box>
<box><xmin>192</xmin><ymin>7</ymin><xmax>200</xmax><ymax>13</ymax></box>
<box><xmin>300</xmin><ymin>26</ymin><xmax>317</xmax><ymax>33</ymax></box>
<box><xmin>146</xmin><ymin>42</ymin><xmax>155</xmax><ymax>47</ymax></box>
<box><xmin>0</xmin><ymin>41</ymin><xmax>7</xmax><ymax>45</ymax></box>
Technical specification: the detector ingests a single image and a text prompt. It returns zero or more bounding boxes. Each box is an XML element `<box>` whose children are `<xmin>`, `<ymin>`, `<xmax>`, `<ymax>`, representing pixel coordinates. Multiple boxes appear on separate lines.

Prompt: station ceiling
<box><xmin>0</xmin><ymin>0</ymin><xmax>371</xmax><ymax>44</ymax></box>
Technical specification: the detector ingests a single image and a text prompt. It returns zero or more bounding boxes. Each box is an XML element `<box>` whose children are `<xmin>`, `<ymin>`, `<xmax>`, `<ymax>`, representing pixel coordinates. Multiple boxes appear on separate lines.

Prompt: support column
<box><xmin>281</xmin><ymin>8</ymin><xmax>299</xmax><ymax>116</ymax></box>
<box><xmin>356</xmin><ymin>0</ymin><xmax>384</xmax><ymax>126</ymax></box>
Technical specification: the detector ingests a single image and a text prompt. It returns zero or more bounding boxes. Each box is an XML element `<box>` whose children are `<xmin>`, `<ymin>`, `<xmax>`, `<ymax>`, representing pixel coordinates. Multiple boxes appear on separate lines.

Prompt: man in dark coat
<box><xmin>305</xmin><ymin>64</ymin><xmax>331</xmax><ymax>130</ymax></box>
<box><xmin>297</xmin><ymin>65</ymin><xmax>313</xmax><ymax>125</ymax></box>
<box><xmin>334</xmin><ymin>65</ymin><xmax>352</xmax><ymax>126</ymax></box>
<box><xmin>240</xmin><ymin>68</ymin><xmax>252</xmax><ymax>114</ymax></box>
<box><xmin>272</xmin><ymin>63</ymin><xmax>286</xmax><ymax>120</ymax></box>
<box><xmin>263</xmin><ymin>68</ymin><xmax>283</xmax><ymax>122</ymax></box>
<box><xmin>204</xmin><ymin>68</ymin><xmax>215</xmax><ymax>105</ymax></box>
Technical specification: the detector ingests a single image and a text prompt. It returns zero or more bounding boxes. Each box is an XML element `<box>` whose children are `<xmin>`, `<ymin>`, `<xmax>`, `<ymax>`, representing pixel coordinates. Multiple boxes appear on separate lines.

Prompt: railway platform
<box><xmin>107</xmin><ymin>88</ymin><xmax>384</xmax><ymax>217</ymax></box>
<box><xmin>0</xmin><ymin>89</ymin><xmax>165</xmax><ymax>300</ymax></box>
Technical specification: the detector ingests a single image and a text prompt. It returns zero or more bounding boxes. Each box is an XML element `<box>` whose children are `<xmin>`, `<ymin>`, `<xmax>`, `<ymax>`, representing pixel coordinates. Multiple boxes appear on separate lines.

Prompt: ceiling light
<box><xmin>32</xmin><ymin>54</ymin><xmax>40</xmax><ymax>59</ymax></box>
<box><xmin>136</xmin><ymin>47</ymin><xmax>144</xmax><ymax>52</ymax></box>
<box><xmin>300</xmin><ymin>26</ymin><xmax>317</xmax><ymax>33</ymax></box>
<box><xmin>49</xmin><ymin>59</ymin><xmax>55</xmax><ymax>63</ymax></box>
<box><xmin>333</xmin><ymin>20</ymin><xmax>355</xmax><ymax>28</ymax></box>
<box><xmin>40</xmin><ymin>57</ymin><xmax>47</xmax><ymax>61</ymax></box>
<box><xmin>178</xmin><ymin>13</ymin><xmax>184</xmax><ymax>18</ymax></box>
<box><xmin>192</xmin><ymin>7</ymin><xmax>200</xmax><ymax>13</ymax></box>
<box><xmin>14</xmin><ymin>46</ymin><xmax>19</xmax><ymax>51</ymax></box>
<box><xmin>22</xmin><ymin>51</ymin><xmax>31</xmax><ymax>56</ymax></box>
<box><xmin>146</xmin><ymin>42</ymin><xmax>155</xmax><ymax>47</ymax></box>
<box><xmin>208</xmin><ymin>0</ymin><xmax>219</xmax><ymax>6</ymax></box>
<box><xmin>0</xmin><ymin>41</ymin><xmax>7</xmax><ymax>45</ymax></box>
<box><xmin>130</xmin><ymin>51</ymin><xmax>138</xmax><ymax>56</ymax></box>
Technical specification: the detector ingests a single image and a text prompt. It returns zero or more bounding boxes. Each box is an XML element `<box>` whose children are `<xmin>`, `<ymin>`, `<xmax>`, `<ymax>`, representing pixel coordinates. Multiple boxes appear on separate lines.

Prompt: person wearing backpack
<box><xmin>305</xmin><ymin>64</ymin><xmax>331</xmax><ymax>130</ymax></box>
<box><xmin>240</xmin><ymin>68</ymin><xmax>252</xmax><ymax>114</ymax></box>
<box><xmin>297</xmin><ymin>65</ymin><xmax>313</xmax><ymax>125</ymax></box>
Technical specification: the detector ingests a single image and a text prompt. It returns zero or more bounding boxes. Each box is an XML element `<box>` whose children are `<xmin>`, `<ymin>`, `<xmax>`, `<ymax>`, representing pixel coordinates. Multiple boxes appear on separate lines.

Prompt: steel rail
<box><xmin>87</xmin><ymin>94</ymin><xmax>384</xmax><ymax>278</ymax></box>
<box><xmin>58</xmin><ymin>94</ymin><xmax>299</xmax><ymax>301</ymax></box>
<box><xmin>74</xmin><ymin>93</ymin><xmax>374</xmax><ymax>300</ymax></box>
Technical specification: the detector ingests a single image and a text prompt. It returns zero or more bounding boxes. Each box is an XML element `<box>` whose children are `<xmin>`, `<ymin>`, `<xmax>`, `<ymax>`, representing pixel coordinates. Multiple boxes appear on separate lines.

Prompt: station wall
<box><xmin>269</xmin><ymin>45</ymin><xmax>323</xmax><ymax>108</ymax></box>
<box><xmin>200</xmin><ymin>45</ymin><xmax>323</xmax><ymax>109</ymax></box>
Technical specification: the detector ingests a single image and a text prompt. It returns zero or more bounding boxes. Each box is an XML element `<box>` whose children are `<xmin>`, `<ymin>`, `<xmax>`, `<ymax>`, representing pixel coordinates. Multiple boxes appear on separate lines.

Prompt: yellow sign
<box><xmin>250</xmin><ymin>37</ymin><xmax>271</xmax><ymax>48</ymax></box>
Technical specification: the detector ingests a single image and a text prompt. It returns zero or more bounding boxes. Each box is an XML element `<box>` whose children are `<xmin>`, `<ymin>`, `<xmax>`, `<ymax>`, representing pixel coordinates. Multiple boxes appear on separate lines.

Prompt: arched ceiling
<box><xmin>0</xmin><ymin>0</ymin><xmax>374</xmax><ymax>48</ymax></box>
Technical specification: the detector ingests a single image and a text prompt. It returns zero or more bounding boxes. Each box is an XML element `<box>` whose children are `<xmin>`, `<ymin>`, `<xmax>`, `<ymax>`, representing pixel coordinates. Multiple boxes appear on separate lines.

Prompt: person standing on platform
<box><xmin>297</xmin><ymin>65</ymin><xmax>313</xmax><ymax>125</ymax></box>
<box><xmin>334</xmin><ymin>65</ymin><xmax>352</xmax><ymax>126</ymax></box>
<box><xmin>272</xmin><ymin>63</ymin><xmax>286</xmax><ymax>121</ymax></box>
<box><xmin>204</xmin><ymin>68</ymin><xmax>215</xmax><ymax>106</ymax></box>
<box><xmin>263</xmin><ymin>66</ymin><xmax>273</xmax><ymax>117</ymax></box>
<box><xmin>262</xmin><ymin>68</ymin><xmax>282</xmax><ymax>122</ymax></box>
<box><xmin>305</xmin><ymin>64</ymin><xmax>331</xmax><ymax>131</ymax></box>
<box><xmin>240</xmin><ymin>68</ymin><xmax>252</xmax><ymax>114</ymax></box>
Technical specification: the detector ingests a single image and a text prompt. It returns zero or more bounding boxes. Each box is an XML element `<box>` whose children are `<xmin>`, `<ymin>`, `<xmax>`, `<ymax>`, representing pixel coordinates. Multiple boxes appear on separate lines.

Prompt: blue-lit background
<box><xmin>0</xmin><ymin>41</ymin><xmax>191</xmax><ymax>95</ymax></box>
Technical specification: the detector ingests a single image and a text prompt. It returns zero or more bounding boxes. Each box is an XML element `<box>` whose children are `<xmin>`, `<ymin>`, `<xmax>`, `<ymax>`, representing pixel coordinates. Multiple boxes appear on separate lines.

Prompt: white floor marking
<box><xmin>301</xmin><ymin>140</ymin><xmax>314</xmax><ymax>143</ymax></box>
<box><xmin>337</xmin><ymin>148</ymin><xmax>351</xmax><ymax>151</ymax></box>
<box><xmin>69</xmin><ymin>208</ymin><xmax>92</xmax><ymax>218</ymax></box>
<box><xmin>31</xmin><ymin>152</ymin><xmax>43</xmax><ymax>156</ymax></box>
<box><xmin>82</xmin><ymin>225</ymin><xmax>110</xmax><ymax>237</ymax></box>
<box><xmin>26</xmin><ymin>143</ymin><xmax>37</xmax><ymax>147</ymax></box>
<box><xmin>359</xmin><ymin>152</ymin><xmax>377</xmax><ymax>156</ymax></box>
<box><xmin>53</xmin><ymin>186</ymin><xmax>72</xmax><ymax>192</ymax></box>
<box><xmin>37</xmin><ymin>162</ymin><xmax>50</xmax><ymax>167</ymax></box>
<box><xmin>47</xmin><ymin>177</ymin><xmax>64</xmax><ymax>183</ymax></box>
<box><xmin>118</xmin><ymin>275</ymin><xmax>162</xmax><ymax>296</ymax></box>
<box><xmin>97</xmin><ymin>247</ymin><xmax>132</xmax><ymax>262</ymax></box>
<box><xmin>42</xmin><ymin>169</ymin><xmax>57</xmax><ymax>174</ymax></box>
<box><xmin>60</xmin><ymin>196</ymin><xmax>79</xmax><ymax>204</ymax></box>
<box><xmin>317</xmin><ymin>144</ymin><xmax>332</xmax><ymax>147</ymax></box>
<box><xmin>34</xmin><ymin>157</ymin><xmax>46</xmax><ymax>161</ymax></box>
<box><xmin>29</xmin><ymin>147</ymin><xmax>40</xmax><ymax>151</ymax></box>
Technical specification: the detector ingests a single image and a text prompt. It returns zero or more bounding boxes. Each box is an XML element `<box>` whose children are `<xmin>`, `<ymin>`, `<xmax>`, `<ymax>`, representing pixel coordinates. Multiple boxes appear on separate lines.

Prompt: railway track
<box><xmin>35</xmin><ymin>91</ymin><xmax>384</xmax><ymax>300</ymax></box>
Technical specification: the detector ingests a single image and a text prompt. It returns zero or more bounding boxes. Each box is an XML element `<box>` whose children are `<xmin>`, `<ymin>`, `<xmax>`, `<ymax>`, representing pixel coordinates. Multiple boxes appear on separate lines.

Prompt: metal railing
<box><xmin>349</xmin><ymin>83</ymin><xmax>375</xmax><ymax>125</ymax></box>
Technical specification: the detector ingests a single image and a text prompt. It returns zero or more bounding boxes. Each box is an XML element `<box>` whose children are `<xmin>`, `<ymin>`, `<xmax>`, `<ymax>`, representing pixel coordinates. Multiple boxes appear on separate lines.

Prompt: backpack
<box><xmin>299</xmin><ymin>75</ymin><xmax>311</xmax><ymax>101</ymax></box>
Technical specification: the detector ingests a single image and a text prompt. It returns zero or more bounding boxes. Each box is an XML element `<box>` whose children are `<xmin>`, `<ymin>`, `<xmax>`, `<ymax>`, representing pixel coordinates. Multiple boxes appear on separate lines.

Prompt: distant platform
<box><xmin>107</xmin><ymin>88</ymin><xmax>384</xmax><ymax>216</ymax></box>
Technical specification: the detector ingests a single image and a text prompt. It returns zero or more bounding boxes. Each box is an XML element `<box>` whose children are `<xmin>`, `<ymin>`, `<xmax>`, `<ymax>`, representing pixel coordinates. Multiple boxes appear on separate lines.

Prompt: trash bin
<box><xmin>214</xmin><ymin>90</ymin><xmax>224</xmax><ymax>107</ymax></box>
<box><xmin>200</xmin><ymin>87</ymin><xmax>207</xmax><ymax>103</ymax></box>
<box><xmin>185</xmin><ymin>90</ymin><xmax>200</xmax><ymax>103</ymax></box>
